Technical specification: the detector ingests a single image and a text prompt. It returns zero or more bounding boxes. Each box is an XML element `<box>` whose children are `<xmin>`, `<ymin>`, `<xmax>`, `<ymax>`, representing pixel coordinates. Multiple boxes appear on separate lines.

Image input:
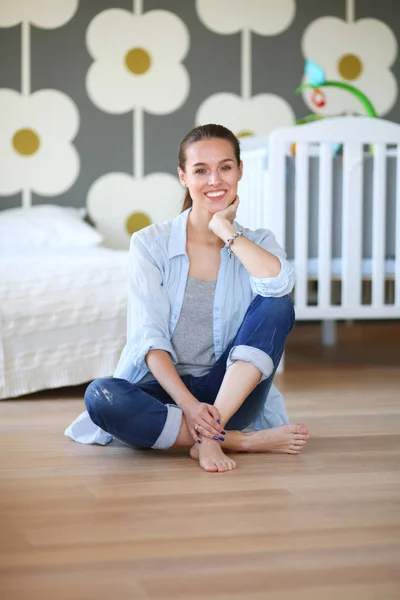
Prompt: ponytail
<box><xmin>181</xmin><ymin>189</ymin><xmax>192</xmax><ymax>212</ymax></box>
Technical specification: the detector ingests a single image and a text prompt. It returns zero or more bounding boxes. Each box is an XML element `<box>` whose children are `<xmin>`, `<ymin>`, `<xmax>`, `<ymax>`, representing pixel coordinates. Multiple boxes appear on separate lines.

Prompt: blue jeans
<box><xmin>85</xmin><ymin>294</ymin><xmax>295</xmax><ymax>449</ymax></box>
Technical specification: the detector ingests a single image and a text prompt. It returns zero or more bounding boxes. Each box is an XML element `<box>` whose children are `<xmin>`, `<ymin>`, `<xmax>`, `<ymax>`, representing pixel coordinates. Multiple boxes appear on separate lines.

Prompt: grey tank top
<box><xmin>172</xmin><ymin>277</ymin><xmax>217</xmax><ymax>378</ymax></box>
<box><xmin>140</xmin><ymin>276</ymin><xmax>217</xmax><ymax>383</ymax></box>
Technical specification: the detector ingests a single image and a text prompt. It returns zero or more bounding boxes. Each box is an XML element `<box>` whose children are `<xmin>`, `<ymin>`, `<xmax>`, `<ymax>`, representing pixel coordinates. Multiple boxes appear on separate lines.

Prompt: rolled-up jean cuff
<box><xmin>151</xmin><ymin>404</ymin><xmax>183</xmax><ymax>450</ymax></box>
<box><xmin>226</xmin><ymin>345</ymin><xmax>274</xmax><ymax>382</ymax></box>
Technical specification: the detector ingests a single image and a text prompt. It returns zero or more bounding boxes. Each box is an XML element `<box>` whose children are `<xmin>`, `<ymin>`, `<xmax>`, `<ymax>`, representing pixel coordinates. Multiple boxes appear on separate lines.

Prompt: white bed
<box><xmin>0</xmin><ymin>206</ymin><xmax>129</xmax><ymax>399</ymax></box>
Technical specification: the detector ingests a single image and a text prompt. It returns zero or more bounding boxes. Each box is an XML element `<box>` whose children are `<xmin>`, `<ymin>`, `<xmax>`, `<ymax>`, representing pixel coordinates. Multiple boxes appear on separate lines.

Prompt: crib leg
<box><xmin>322</xmin><ymin>319</ymin><xmax>337</xmax><ymax>346</ymax></box>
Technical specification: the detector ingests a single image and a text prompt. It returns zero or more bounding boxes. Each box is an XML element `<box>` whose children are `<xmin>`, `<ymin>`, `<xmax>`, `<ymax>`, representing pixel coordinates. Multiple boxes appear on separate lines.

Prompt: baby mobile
<box><xmin>296</xmin><ymin>59</ymin><xmax>378</xmax><ymax>123</ymax></box>
<box><xmin>290</xmin><ymin>59</ymin><xmax>378</xmax><ymax>155</ymax></box>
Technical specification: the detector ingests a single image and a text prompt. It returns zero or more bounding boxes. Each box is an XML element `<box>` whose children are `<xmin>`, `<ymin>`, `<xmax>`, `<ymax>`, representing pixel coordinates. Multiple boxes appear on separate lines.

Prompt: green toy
<box><xmin>292</xmin><ymin>60</ymin><xmax>377</xmax><ymax>155</ymax></box>
<box><xmin>296</xmin><ymin>59</ymin><xmax>378</xmax><ymax>124</ymax></box>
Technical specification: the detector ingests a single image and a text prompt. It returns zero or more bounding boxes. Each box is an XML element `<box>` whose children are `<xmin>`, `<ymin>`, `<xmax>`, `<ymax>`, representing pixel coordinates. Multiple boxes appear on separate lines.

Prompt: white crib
<box><xmin>238</xmin><ymin>116</ymin><xmax>400</xmax><ymax>351</ymax></box>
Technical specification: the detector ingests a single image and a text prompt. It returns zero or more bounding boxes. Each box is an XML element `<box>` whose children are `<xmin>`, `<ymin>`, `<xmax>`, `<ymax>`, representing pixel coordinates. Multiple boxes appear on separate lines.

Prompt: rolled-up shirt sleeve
<box><xmin>249</xmin><ymin>230</ymin><xmax>295</xmax><ymax>298</ymax></box>
<box><xmin>126</xmin><ymin>234</ymin><xmax>177</xmax><ymax>368</ymax></box>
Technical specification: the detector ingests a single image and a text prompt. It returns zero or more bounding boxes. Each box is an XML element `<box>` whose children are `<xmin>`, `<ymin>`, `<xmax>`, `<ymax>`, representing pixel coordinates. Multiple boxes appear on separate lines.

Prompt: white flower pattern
<box><xmin>0</xmin><ymin>90</ymin><xmax>80</xmax><ymax>196</ymax></box>
<box><xmin>87</xmin><ymin>173</ymin><xmax>183</xmax><ymax>249</ymax></box>
<box><xmin>0</xmin><ymin>0</ymin><xmax>78</xmax><ymax>28</ymax></box>
<box><xmin>196</xmin><ymin>93</ymin><xmax>295</xmax><ymax>138</ymax></box>
<box><xmin>301</xmin><ymin>17</ymin><xmax>398</xmax><ymax>116</ymax></box>
<box><xmin>86</xmin><ymin>9</ymin><xmax>190</xmax><ymax>115</ymax></box>
<box><xmin>196</xmin><ymin>0</ymin><xmax>295</xmax><ymax>35</ymax></box>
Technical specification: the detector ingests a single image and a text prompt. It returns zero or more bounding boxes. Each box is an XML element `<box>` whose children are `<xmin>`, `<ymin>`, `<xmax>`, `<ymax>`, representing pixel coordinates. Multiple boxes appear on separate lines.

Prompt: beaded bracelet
<box><xmin>226</xmin><ymin>230</ymin><xmax>244</xmax><ymax>258</ymax></box>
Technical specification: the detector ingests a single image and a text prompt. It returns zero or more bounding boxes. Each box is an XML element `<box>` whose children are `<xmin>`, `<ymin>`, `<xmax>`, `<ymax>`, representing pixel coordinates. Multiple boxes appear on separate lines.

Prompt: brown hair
<box><xmin>178</xmin><ymin>124</ymin><xmax>241</xmax><ymax>212</ymax></box>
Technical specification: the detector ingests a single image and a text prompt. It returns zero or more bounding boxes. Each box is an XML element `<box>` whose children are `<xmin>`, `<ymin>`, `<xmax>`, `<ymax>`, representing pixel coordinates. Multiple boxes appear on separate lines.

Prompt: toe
<box><xmin>290</xmin><ymin>444</ymin><xmax>303</xmax><ymax>452</ymax></box>
<box><xmin>294</xmin><ymin>434</ymin><xmax>308</xmax><ymax>441</ymax></box>
<box><xmin>202</xmin><ymin>460</ymin><xmax>218</xmax><ymax>472</ymax></box>
<box><xmin>298</xmin><ymin>424</ymin><xmax>308</xmax><ymax>434</ymax></box>
<box><xmin>288</xmin><ymin>424</ymin><xmax>303</xmax><ymax>434</ymax></box>
<box><xmin>293</xmin><ymin>423</ymin><xmax>308</xmax><ymax>435</ymax></box>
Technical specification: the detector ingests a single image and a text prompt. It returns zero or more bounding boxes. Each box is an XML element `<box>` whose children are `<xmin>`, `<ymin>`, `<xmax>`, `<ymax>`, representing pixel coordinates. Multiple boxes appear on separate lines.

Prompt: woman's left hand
<box><xmin>208</xmin><ymin>196</ymin><xmax>240</xmax><ymax>233</ymax></box>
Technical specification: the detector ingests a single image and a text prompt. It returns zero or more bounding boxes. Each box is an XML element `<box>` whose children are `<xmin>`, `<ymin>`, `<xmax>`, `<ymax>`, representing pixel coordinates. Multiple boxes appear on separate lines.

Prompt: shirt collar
<box><xmin>168</xmin><ymin>208</ymin><xmax>191</xmax><ymax>259</ymax></box>
<box><xmin>168</xmin><ymin>208</ymin><xmax>241</xmax><ymax>259</ymax></box>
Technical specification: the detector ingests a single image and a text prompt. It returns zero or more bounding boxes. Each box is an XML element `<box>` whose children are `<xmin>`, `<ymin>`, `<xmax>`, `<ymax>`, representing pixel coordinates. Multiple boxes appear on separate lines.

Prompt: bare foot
<box><xmin>242</xmin><ymin>424</ymin><xmax>309</xmax><ymax>455</ymax></box>
<box><xmin>190</xmin><ymin>438</ymin><xmax>236</xmax><ymax>472</ymax></box>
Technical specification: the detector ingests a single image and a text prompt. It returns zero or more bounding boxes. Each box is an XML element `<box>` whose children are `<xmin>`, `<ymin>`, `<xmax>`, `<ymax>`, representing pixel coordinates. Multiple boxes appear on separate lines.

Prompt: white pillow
<box><xmin>0</xmin><ymin>204</ymin><xmax>103</xmax><ymax>251</ymax></box>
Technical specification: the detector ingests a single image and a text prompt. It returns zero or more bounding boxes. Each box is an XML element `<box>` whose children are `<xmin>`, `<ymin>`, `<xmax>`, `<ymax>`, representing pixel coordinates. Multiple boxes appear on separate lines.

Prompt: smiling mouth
<box><xmin>204</xmin><ymin>190</ymin><xmax>227</xmax><ymax>200</ymax></box>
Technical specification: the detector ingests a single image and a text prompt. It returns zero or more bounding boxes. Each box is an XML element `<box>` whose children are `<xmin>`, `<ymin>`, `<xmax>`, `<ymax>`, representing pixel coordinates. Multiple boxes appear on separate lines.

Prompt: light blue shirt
<box><xmin>65</xmin><ymin>208</ymin><xmax>295</xmax><ymax>445</ymax></box>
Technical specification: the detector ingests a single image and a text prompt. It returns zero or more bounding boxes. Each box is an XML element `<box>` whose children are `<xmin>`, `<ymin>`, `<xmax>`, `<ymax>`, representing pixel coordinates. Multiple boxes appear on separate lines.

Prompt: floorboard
<box><xmin>1</xmin><ymin>322</ymin><xmax>399</xmax><ymax>599</ymax></box>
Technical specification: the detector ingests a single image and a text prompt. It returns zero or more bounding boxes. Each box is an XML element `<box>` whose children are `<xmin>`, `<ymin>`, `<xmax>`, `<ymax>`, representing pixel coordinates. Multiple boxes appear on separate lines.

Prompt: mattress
<box><xmin>0</xmin><ymin>246</ymin><xmax>129</xmax><ymax>399</ymax></box>
<box><xmin>289</xmin><ymin>258</ymin><xmax>395</xmax><ymax>278</ymax></box>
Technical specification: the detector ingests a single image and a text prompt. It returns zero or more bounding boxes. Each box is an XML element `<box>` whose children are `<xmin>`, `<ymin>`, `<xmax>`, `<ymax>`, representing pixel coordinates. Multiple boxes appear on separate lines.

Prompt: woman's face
<box><xmin>178</xmin><ymin>138</ymin><xmax>243</xmax><ymax>215</ymax></box>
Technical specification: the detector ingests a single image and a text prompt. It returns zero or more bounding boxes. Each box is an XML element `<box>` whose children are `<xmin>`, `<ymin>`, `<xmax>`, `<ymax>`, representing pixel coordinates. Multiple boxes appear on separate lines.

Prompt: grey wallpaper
<box><xmin>1</xmin><ymin>0</ymin><xmax>399</xmax><ymax>248</ymax></box>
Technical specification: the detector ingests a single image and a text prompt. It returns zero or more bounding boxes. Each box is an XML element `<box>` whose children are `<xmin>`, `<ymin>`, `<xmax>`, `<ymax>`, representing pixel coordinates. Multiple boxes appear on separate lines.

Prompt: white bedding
<box><xmin>0</xmin><ymin>246</ymin><xmax>129</xmax><ymax>399</ymax></box>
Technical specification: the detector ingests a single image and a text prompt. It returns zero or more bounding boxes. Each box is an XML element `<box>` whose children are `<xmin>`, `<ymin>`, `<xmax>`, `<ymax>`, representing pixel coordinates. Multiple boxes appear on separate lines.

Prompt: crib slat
<box><xmin>372</xmin><ymin>144</ymin><xmax>387</xmax><ymax>308</ymax></box>
<box><xmin>238</xmin><ymin>149</ymin><xmax>265</xmax><ymax>229</ymax></box>
<box><xmin>396</xmin><ymin>144</ymin><xmax>400</xmax><ymax>307</ymax></box>
<box><xmin>318</xmin><ymin>143</ymin><xmax>333</xmax><ymax>309</ymax></box>
<box><xmin>342</xmin><ymin>143</ymin><xmax>363</xmax><ymax>309</ymax></box>
<box><xmin>294</xmin><ymin>143</ymin><xmax>309</xmax><ymax>310</ymax></box>
<box><xmin>262</xmin><ymin>167</ymin><xmax>269</xmax><ymax>232</ymax></box>
<box><xmin>248</xmin><ymin>155</ymin><xmax>256</xmax><ymax>229</ymax></box>
<box><xmin>237</xmin><ymin>161</ymin><xmax>250</xmax><ymax>228</ymax></box>
<box><xmin>252</xmin><ymin>153</ymin><xmax>259</xmax><ymax>228</ymax></box>
<box><xmin>255</xmin><ymin>151</ymin><xmax>264</xmax><ymax>229</ymax></box>
<box><xmin>267</xmin><ymin>138</ymin><xmax>286</xmax><ymax>247</ymax></box>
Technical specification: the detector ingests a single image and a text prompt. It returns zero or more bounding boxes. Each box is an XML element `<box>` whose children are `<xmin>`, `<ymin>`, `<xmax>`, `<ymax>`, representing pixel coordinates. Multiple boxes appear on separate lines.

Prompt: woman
<box><xmin>84</xmin><ymin>124</ymin><xmax>309</xmax><ymax>472</ymax></box>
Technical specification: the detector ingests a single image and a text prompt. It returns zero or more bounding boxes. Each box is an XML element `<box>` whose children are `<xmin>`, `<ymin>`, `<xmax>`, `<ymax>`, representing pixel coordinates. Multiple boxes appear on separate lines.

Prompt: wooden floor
<box><xmin>1</xmin><ymin>322</ymin><xmax>400</xmax><ymax>600</ymax></box>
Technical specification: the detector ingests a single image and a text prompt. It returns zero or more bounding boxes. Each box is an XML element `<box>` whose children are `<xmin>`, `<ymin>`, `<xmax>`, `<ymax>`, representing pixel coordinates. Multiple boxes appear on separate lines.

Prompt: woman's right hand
<box><xmin>182</xmin><ymin>399</ymin><xmax>225</xmax><ymax>444</ymax></box>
